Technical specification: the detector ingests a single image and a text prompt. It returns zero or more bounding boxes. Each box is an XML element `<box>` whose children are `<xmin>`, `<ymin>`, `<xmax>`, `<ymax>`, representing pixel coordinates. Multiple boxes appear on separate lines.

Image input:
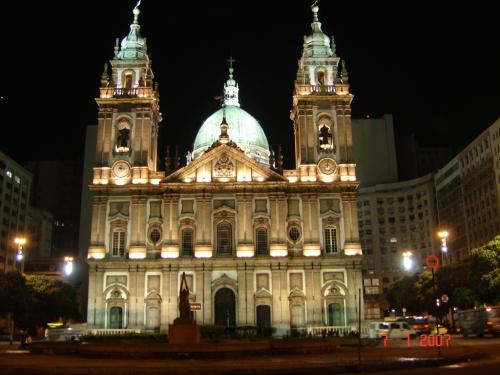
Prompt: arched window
<box><xmin>217</xmin><ymin>221</ymin><xmax>233</xmax><ymax>255</ymax></box>
<box><xmin>124</xmin><ymin>73</ymin><xmax>133</xmax><ymax>89</ymax></box>
<box><xmin>324</xmin><ymin>227</ymin><xmax>338</xmax><ymax>254</ymax></box>
<box><xmin>112</xmin><ymin>229</ymin><xmax>126</xmax><ymax>257</ymax></box>
<box><xmin>181</xmin><ymin>228</ymin><xmax>194</xmax><ymax>257</ymax></box>
<box><xmin>255</xmin><ymin>227</ymin><xmax>268</xmax><ymax>256</ymax></box>
<box><xmin>317</xmin><ymin>70</ymin><xmax>325</xmax><ymax>85</ymax></box>
<box><xmin>115</xmin><ymin>120</ymin><xmax>131</xmax><ymax>153</ymax></box>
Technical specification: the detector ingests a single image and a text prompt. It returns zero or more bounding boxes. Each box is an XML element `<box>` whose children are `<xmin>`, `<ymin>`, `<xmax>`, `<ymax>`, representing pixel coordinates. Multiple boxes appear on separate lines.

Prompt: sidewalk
<box><xmin>0</xmin><ymin>345</ymin><xmax>486</xmax><ymax>374</ymax></box>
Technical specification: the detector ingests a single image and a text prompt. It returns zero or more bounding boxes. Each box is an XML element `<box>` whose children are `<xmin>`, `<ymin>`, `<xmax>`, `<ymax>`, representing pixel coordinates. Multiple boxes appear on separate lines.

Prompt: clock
<box><xmin>112</xmin><ymin>161</ymin><xmax>131</xmax><ymax>178</ymax></box>
<box><xmin>318</xmin><ymin>158</ymin><xmax>337</xmax><ymax>175</ymax></box>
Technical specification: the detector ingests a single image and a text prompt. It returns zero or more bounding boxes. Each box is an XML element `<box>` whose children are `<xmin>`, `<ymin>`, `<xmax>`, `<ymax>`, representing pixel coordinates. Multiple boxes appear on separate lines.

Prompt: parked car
<box><xmin>387</xmin><ymin>322</ymin><xmax>417</xmax><ymax>339</ymax></box>
<box><xmin>403</xmin><ymin>317</ymin><xmax>435</xmax><ymax>334</ymax></box>
<box><xmin>368</xmin><ymin>322</ymin><xmax>391</xmax><ymax>339</ymax></box>
<box><xmin>457</xmin><ymin>306</ymin><xmax>500</xmax><ymax>337</ymax></box>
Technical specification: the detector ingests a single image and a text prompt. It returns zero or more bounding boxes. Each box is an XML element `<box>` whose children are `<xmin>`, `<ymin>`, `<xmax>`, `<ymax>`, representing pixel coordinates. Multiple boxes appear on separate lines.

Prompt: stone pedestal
<box><xmin>168</xmin><ymin>319</ymin><xmax>200</xmax><ymax>345</ymax></box>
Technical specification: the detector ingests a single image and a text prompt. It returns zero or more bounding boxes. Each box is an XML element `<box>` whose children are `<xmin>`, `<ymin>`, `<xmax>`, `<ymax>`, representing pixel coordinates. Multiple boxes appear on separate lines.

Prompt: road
<box><xmin>0</xmin><ymin>336</ymin><xmax>498</xmax><ymax>374</ymax></box>
<box><xmin>342</xmin><ymin>336</ymin><xmax>500</xmax><ymax>375</ymax></box>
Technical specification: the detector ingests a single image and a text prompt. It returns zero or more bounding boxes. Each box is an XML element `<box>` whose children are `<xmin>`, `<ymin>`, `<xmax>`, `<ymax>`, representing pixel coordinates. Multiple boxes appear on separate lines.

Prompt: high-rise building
<box><xmin>435</xmin><ymin>118</ymin><xmax>500</xmax><ymax>264</ymax></box>
<box><xmin>86</xmin><ymin>3</ymin><xmax>363</xmax><ymax>333</ymax></box>
<box><xmin>358</xmin><ymin>174</ymin><xmax>439</xmax><ymax>316</ymax></box>
<box><xmin>0</xmin><ymin>152</ymin><xmax>32</xmax><ymax>272</ymax></box>
<box><xmin>26</xmin><ymin>159</ymin><xmax>82</xmax><ymax>258</ymax></box>
<box><xmin>351</xmin><ymin>114</ymin><xmax>398</xmax><ymax>188</ymax></box>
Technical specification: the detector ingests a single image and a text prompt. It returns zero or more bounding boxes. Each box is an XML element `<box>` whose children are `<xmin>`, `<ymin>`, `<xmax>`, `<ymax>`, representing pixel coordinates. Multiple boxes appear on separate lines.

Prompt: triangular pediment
<box><xmin>163</xmin><ymin>144</ymin><xmax>287</xmax><ymax>183</ymax></box>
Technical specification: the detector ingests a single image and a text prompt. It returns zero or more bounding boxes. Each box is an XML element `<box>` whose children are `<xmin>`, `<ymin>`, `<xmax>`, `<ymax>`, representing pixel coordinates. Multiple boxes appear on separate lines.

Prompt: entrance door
<box><xmin>328</xmin><ymin>303</ymin><xmax>343</xmax><ymax>326</ymax></box>
<box><xmin>109</xmin><ymin>306</ymin><xmax>123</xmax><ymax>329</ymax></box>
<box><xmin>256</xmin><ymin>305</ymin><xmax>271</xmax><ymax>328</ymax></box>
<box><xmin>214</xmin><ymin>288</ymin><xmax>236</xmax><ymax>327</ymax></box>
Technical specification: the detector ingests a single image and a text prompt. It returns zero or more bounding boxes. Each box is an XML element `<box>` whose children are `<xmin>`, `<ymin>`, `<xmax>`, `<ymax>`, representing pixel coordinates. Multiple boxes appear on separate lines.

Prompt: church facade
<box><xmin>87</xmin><ymin>3</ymin><xmax>363</xmax><ymax>335</ymax></box>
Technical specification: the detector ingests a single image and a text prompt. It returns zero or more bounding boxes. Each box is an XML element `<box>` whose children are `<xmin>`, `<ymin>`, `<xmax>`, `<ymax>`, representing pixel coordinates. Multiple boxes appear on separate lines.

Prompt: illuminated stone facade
<box><xmin>87</xmin><ymin>4</ymin><xmax>363</xmax><ymax>334</ymax></box>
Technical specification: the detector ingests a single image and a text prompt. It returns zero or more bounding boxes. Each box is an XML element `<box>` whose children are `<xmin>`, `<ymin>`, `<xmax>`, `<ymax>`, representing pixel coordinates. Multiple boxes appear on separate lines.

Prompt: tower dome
<box><xmin>192</xmin><ymin>59</ymin><xmax>270</xmax><ymax>166</ymax></box>
<box><xmin>303</xmin><ymin>4</ymin><xmax>334</xmax><ymax>58</ymax></box>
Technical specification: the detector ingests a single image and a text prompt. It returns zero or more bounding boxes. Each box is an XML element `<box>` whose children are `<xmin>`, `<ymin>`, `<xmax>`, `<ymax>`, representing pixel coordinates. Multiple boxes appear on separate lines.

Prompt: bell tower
<box><xmin>93</xmin><ymin>1</ymin><xmax>162</xmax><ymax>186</ymax></box>
<box><xmin>290</xmin><ymin>3</ymin><xmax>355</xmax><ymax>183</ymax></box>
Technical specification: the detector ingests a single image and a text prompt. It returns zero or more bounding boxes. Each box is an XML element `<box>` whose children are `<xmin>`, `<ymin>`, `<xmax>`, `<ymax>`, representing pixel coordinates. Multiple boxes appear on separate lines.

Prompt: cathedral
<box><xmin>86</xmin><ymin>3</ymin><xmax>363</xmax><ymax>335</ymax></box>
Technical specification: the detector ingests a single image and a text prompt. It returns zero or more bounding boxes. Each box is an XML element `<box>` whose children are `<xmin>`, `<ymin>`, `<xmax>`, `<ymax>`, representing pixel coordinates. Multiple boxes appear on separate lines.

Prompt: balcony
<box><xmin>99</xmin><ymin>87</ymin><xmax>156</xmax><ymax>99</ymax></box>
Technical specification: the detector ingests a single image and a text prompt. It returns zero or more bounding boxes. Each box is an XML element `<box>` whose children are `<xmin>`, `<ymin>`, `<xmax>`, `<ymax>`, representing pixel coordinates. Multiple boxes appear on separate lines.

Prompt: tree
<box><xmin>0</xmin><ymin>272</ymin><xmax>34</xmax><ymax>331</ymax></box>
<box><xmin>468</xmin><ymin>236</ymin><xmax>500</xmax><ymax>305</ymax></box>
<box><xmin>25</xmin><ymin>275</ymin><xmax>80</xmax><ymax>327</ymax></box>
<box><xmin>385</xmin><ymin>236</ymin><xmax>500</xmax><ymax>315</ymax></box>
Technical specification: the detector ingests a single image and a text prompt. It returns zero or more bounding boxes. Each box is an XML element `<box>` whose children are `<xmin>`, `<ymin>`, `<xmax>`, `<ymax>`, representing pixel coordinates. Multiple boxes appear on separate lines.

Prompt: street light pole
<box><xmin>431</xmin><ymin>265</ymin><xmax>441</xmax><ymax>356</ymax></box>
<box><xmin>14</xmin><ymin>237</ymin><xmax>26</xmax><ymax>273</ymax></box>
<box><xmin>437</xmin><ymin>231</ymin><xmax>448</xmax><ymax>265</ymax></box>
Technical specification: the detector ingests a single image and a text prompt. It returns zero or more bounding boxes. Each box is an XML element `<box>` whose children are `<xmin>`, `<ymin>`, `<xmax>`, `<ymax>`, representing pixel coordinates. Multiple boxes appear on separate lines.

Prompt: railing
<box><xmin>99</xmin><ymin>87</ymin><xmax>155</xmax><ymax>99</ymax></box>
<box><xmin>89</xmin><ymin>329</ymin><xmax>141</xmax><ymax>335</ymax></box>
<box><xmin>295</xmin><ymin>84</ymin><xmax>336</xmax><ymax>95</ymax></box>
<box><xmin>304</xmin><ymin>325</ymin><xmax>370</xmax><ymax>338</ymax></box>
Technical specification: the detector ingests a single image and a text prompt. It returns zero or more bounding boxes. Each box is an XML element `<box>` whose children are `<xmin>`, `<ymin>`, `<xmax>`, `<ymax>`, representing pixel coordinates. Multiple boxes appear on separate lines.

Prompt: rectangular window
<box><xmin>217</xmin><ymin>222</ymin><xmax>233</xmax><ymax>255</ymax></box>
<box><xmin>112</xmin><ymin>230</ymin><xmax>125</xmax><ymax>257</ymax></box>
<box><xmin>324</xmin><ymin>227</ymin><xmax>338</xmax><ymax>254</ymax></box>
<box><xmin>181</xmin><ymin>228</ymin><xmax>194</xmax><ymax>256</ymax></box>
<box><xmin>255</xmin><ymin>228</ymin><xmax>268</xmax><ymax>255</ymax></box>
<box><xmin>181</xmin><ymin>200</ymin><xmax>194</xmax><ymax>214</ymax></box>
<box><xmin>287</xmin><ymin>199</ymin><xmax>300</xmax><ymax>217</ymax></box>
<box><xmin>255</xmin><ymin>199</ymin><xmax>268</xmax><ymax>213</ymax></box>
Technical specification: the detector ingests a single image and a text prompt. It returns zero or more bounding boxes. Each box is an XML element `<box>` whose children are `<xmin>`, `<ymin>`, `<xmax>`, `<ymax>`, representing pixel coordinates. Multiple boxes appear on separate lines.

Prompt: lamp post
<box><xmin>14</xmin><ymin>237</ymin><xmax>26</xmax><ymax>273</ymax></box>
<box><xmin>64</xmin><ymin>256</ymin><xmax>74</xmax><ymax>276</ymax></box>
<box><xmin>437</xmin><ymin>230</ymin><xmax>448</xmax><ymax>264</ymax></box>
<box><xmin>402</xmin><ymin>250</ymin><xmax>413</xmax><ymax>272</ymax></box>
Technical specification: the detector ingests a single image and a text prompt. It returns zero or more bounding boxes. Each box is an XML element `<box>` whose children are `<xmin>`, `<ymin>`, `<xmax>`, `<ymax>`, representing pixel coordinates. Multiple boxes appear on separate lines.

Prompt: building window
<box><xmin>112</xmin><ymin>229</ymin><xmax>125</xmax><ymax>257</ymax></box>
<box><xmin>217</xmin><ymin>222</ymin><xmax>233</xmax><ymax>255</ymax></box>
<box><xmin>324</xmin><ymin>227</ymin><xmax>338</xmax><ymax>254</ymax></box>
<box><xmin>288</xmin><ymin>226</ymin><xmax>301</xmax><ymax>242</ymax></box>
<box><xmin>149</xmin><ymin>228</ymin><xmax>161</xmax><ymax>244</ymax></box>
<box><xmin>181</xmin><ymin>228</ymin><xmax>194</xmax><ymax>256</ymax></box>
<box><xmin>255</xmin><ymin>227</ymin><xmax>268</xmax><ymax>256</ymax></box>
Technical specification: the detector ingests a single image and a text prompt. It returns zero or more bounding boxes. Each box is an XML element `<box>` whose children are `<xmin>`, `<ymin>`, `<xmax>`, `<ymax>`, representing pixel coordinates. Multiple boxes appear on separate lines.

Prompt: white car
<box><xmin>387</xmin><ymin>321</ymin><xmax>417</xmax><ymax>339</ymax></box>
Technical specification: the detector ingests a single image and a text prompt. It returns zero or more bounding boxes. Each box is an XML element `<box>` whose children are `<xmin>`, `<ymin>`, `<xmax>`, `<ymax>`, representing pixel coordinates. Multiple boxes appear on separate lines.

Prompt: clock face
<box><xmin>318</xmin><ymin>158</ymin><xmax>337</xmax><ymax>175</ymax></box>
<box><xmin>113</xmin><ymin>161</ymin><xmax>130</xmax><ymax>178</ymax></box>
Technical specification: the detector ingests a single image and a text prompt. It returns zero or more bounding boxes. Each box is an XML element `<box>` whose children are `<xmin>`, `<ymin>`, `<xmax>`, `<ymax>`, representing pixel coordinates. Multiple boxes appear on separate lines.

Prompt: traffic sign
<box><xmin>441</xmin><ymin>294</ymin><xmax>449</xmax><ymax>303</ymax></box>
<box><xmin>189</xmin><ymin>302</ymin><xmax>202</xmax><ymax>311</ymax></box>
<box><xmin>425</xmin><ymin>255</ymin><xmax>439</xmax><ymax>270</ymax></box>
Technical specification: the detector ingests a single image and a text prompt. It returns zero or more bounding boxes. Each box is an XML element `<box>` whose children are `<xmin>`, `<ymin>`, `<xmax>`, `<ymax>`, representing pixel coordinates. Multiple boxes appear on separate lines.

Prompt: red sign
<box><xmin>441</xmin><ymin>294</ymin><xmax>449</xmax><ymax>303</ymax></box>
<box><xmin>425</xmin><ymin>255</ymin><xmax>439</xmax><ymax>270</ymax></box>
<box><xmin>189</xmin><ymin>302</ymin><xmax>202</xmax><ymax>311</ymax></box>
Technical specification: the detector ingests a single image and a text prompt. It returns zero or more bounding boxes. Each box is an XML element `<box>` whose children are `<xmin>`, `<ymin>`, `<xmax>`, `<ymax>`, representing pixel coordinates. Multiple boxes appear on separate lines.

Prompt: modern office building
<box><xmin>435</xmin><ymin>118</ymin><xmax>500</xmax><ymax>264</ymax></box>
<box><xmin>0</xmin><ymin>152</ymin><xmax>32</xmax><ymax>272</ymax></box>
<box><xmin>351</xmin><ymin>114</ymin><xmax>398</xmax><ymax>188</ymax></box>
<box><xmin>358</xmin><ymin>174</ymin><xmax>439</xmax><ymax>316</ymax></box>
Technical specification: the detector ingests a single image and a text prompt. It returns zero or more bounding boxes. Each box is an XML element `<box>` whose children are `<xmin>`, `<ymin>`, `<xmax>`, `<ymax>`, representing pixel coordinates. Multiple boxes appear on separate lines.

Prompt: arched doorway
<box><xmin>214</xmin><ymin>288</ymin><xmax>236</xmax><ymax>327</ymax></box>
<box><xmin>327</xmin><ymin>303</ymin><xmax>344</xmax><ymax>326</ymax></box>
<box><xmin>109</xmin><ymin>306</ymin><xmax>123</xmax><ymax>329</ymax></box>
<box><xmin>256</xmin><ymin>305</ymin><xmax>271</xmax><ymax>328</ymax></box>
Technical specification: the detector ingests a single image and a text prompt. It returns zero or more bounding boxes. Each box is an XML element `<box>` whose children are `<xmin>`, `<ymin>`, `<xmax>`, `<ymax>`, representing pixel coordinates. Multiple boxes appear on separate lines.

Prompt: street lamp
<box><xmin>14</xmin><ymin>237</ymin><xmax>26</xmax><ymax>272</ymax></box>
<box><xmin>64</xmin><ymin>256</ymin><xmax>74</xmax><ymax>276</ymax></box>
<box><xmin>437</xmin><ymin>230</ymin><xmax>448</xmax><ymax>253</ymax></box>
<box><xmin>402</xmin><ymin>251</ymin><xmax>413</xmax><ymax>271</ymax></box>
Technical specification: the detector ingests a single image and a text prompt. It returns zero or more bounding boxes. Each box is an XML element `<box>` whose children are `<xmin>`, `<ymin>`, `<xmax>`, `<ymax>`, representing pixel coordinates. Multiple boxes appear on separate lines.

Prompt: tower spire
<box><xmin>117</xmin><ymin>0</ymin><xmax>148</xmax><ymax>60</ymax></box>
<box><xmin>223</xmin><ymin>56</ymin><xmax>240</xmax><ymax>107</ymax></box>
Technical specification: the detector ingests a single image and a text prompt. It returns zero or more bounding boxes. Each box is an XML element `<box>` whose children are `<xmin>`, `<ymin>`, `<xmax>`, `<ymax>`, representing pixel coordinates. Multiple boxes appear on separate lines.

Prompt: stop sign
<box><xmin>425</xmin><ymin>255</ymin><xmax>439</xmax><ymax>270</ymax></box>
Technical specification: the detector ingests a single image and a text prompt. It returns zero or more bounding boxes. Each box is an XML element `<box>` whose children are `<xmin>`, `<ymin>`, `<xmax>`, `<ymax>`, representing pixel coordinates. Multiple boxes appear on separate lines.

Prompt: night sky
<box><xmin>1</xmin><ymin>1</ymin><xmax>499</xmax><ymax>168</ymax></box>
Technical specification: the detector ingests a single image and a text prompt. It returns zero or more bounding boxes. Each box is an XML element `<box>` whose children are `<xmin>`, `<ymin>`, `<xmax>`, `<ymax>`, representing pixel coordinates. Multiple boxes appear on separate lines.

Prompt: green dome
<box><xmin>192</xmin><ymin>105</ymin><xmax>270</xmax><ymax>166</ymax></box>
